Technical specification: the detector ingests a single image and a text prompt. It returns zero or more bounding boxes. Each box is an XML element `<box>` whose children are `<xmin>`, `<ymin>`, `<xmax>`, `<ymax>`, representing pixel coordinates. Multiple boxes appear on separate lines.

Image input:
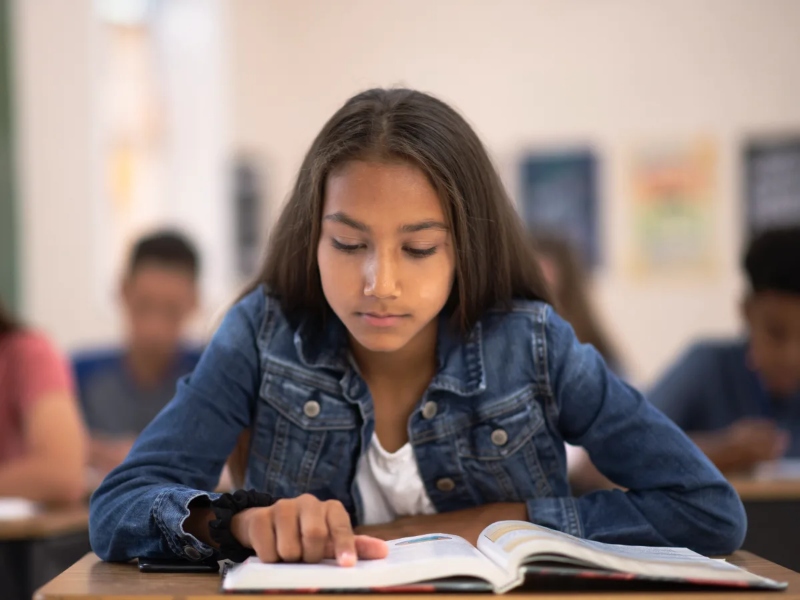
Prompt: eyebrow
<box><xmin>324</xmin><ymin>212</ymin><xmax>369</xmax><ymax>232</ymax></box>
<box><xmin>323</xmin><ymin>211</ymin><xmax>449</xmax><ymax>234</ymax></box>
<box><xmin>400</xmin><ymin>220</ymin><xmax>449</xmax><ymax>233</ymax></box>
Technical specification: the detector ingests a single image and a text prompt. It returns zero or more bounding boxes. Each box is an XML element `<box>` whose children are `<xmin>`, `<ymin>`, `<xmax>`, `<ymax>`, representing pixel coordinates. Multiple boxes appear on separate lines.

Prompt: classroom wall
<box><xmin>13</xmin><ymin>0</ymin><xmax>100</xmax><ymax>347</ymax></box>
<box><xmin>12</xmin><ymin>0</ymin><xmax>233</xmax><ymax>351</ymax></box>
<box><xmin>10</xmin><ymin>0</ymin><xmax>800</xmax><ymax>385</ymax></box>
<box><xmin>228</xmin><ymin>0</ymin><xmax>800</xmax><ymax>385</ymax></box>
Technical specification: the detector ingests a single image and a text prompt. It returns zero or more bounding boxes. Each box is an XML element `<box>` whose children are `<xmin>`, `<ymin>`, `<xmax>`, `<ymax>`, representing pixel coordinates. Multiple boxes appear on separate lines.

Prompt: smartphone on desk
<box><xmin>137</xmin><ymin>556</ymin><xmax>220</xmax><ymax>573</ymax></box>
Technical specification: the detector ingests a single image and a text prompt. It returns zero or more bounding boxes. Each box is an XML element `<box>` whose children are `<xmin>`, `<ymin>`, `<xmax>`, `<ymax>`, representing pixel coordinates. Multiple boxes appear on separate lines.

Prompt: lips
<box><xmin>356</xmin><ymin>312</ymin><xmax>409</xmax><ymax>328</ymax></box>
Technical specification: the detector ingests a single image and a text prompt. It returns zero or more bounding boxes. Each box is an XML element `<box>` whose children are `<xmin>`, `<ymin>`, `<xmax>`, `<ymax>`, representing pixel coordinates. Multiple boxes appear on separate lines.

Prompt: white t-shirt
<box><xmin>355</xmin><ymin>434</ymin><xmax>437</xmax><ymax>526</ymax></box>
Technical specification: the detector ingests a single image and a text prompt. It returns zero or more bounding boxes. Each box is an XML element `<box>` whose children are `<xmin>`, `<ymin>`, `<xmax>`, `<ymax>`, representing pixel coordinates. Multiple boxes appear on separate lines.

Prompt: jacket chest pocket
<box><xmin>250</xmin><ymin>373</ymin><xmax>359</xmax><ymax>500</ymax></box>
<box><xmin>455</xmin><ymin>388</ymin><xmax>557</xmax><ymax>501</ymax></box>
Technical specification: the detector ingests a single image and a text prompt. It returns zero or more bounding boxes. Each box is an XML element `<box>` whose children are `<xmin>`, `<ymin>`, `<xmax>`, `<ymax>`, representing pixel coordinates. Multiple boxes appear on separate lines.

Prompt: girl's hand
<box><xmin>230</xmin><ymin>494</ymin><xmax>388</xmax><ymax>566</ymax></box>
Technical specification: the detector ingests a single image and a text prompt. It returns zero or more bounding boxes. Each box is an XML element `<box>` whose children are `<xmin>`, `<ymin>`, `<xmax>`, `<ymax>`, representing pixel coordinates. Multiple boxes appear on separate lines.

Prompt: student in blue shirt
<box><xmin>650</xmin><ymin>226</ymin><xmax>800</xmax><ymax>473</ymax></box>
<box><xmin>74</xmin><ymin>231</ymin><xmax>203</xmax><ymax>479</ymax></box>
<box><xmin>90</xmin><ymin>88</ymin><xmax>745</xmax><ymax>567</ymax></box>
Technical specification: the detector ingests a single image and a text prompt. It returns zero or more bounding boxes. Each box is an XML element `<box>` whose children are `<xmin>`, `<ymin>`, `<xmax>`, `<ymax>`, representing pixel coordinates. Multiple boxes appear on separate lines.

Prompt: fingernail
<box><xmin>338</xmin><ymin>551</ymin><xmax>356</xmax><ymax>566</ymax></box>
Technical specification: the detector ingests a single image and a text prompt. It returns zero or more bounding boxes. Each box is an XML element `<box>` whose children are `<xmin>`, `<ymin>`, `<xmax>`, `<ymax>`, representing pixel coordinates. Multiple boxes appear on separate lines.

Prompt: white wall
<box><xmin>13</xmin><ymin>0</ymin><xmax>233</xmax><ymax>351</ymax></box>
<box><xmin>12</xmin><ymin>0</ymin><xmax>800</xmax><ymax>384</ymax></box>
<box><xmin>228</xmin><ymin>0</ymin><xmax>800</xmax><ymax>385</ymax></box>
<box><xmin>13</xmin><ymin>0</ymin><xmax>101</xmax><ymax>350</ymax></box>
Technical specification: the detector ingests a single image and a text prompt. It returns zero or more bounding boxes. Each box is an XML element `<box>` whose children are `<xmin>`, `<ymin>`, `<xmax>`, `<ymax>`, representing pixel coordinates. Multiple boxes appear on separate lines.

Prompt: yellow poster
<box><xmin>628</xmin><ymin>138</ymin><xmax>718</xmax><ymax>279</ymax></box>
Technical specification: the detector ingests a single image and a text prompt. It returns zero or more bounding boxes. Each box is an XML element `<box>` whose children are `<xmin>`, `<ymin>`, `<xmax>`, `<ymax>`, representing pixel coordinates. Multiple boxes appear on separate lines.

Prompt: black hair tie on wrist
<box><xmin>207</xmin><ymin>489</ymin><xmax>275</xmax><ymax>562</ymax></box>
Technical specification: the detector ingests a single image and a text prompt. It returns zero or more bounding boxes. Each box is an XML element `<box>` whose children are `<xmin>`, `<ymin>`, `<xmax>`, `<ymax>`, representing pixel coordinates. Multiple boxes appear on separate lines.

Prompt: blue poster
<box><xmin>745</xmin><ymin>137</ymin><xmax>800</xmax><ymax>235</ymax></box>
<box><xmin>519</xmin><ymin>150</ymin><xmax>599</xmax><ymax>267</ymax></box>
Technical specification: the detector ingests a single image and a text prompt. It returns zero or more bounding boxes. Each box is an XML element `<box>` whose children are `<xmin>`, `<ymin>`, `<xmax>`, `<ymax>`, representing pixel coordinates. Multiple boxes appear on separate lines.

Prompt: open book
<box><xmin>222</xmin><ymin>521</ymin><xmax>787</xmax><ymax>593</ymax></box>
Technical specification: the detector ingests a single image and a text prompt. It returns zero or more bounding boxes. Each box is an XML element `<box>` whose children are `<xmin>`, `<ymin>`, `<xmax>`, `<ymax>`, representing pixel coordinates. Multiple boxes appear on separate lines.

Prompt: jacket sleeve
<box><xmin>525</xmin><ymin>308</ymin><xmax>746</xmax><ymax>555</ymax></box>
<box><xmin>89</xmin><ymin>290</ymin><xmax>266</xmax><ymax>561</ymax></box>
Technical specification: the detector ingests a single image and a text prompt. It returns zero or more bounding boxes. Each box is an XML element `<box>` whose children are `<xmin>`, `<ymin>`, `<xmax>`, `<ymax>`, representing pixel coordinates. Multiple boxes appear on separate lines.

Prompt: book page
<box><xmin>223</xmin><ymin>533</ymin><xmax>512</xmax><ymax>592</ymax></box>
<box><xmin>477</xmin><ymin>521</ymin><xmax>782</xmax><ymax>587</ymax></box>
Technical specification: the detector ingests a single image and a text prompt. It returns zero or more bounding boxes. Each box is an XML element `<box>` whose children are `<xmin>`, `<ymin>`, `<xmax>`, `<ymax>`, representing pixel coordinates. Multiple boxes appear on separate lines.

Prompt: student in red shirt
<box><xmin>0</xmin><ymin>300</ymin><xmax>87</xmax><ymax>503</ymax></box>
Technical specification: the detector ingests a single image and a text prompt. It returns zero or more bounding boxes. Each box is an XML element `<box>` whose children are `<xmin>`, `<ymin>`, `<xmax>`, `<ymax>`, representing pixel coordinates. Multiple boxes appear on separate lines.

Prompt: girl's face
<box><xmin>317</xmin><ymin>160</ymin><xmax>456</xmax><ymax>355</ymax></box>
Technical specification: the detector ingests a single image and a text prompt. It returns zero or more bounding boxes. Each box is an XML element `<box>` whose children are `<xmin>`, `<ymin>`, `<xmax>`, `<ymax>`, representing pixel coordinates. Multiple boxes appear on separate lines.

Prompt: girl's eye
<box><xmin>332</xmin><ymin>239</ymin><xmax>365</xmax><ymax>253</ymax></box>
<box><xmin>404</xmin><ymin>246</ymin><xmax>438</xmax><ymax>258</ymax></box>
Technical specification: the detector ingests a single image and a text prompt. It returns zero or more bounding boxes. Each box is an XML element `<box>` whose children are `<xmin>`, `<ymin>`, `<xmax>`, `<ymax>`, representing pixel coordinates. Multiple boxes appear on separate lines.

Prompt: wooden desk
<box><xmin>732</xmin><ymin>477</ymin><xmax>800</xmax><ymax>502</ymax></box>
<box><xmin>0</xmin><ymin>505</ymin><xmax>89</xmax><ymax>541</ymax></box>
<box><xmin>0</xmin><ymin>505</ymin><xmax>91</xmax><ymax>600</ymax></box>
<box><xmin>35</xmin><ymin>551</ymin><xmax>800</xmax><ymax>600</ymax></box>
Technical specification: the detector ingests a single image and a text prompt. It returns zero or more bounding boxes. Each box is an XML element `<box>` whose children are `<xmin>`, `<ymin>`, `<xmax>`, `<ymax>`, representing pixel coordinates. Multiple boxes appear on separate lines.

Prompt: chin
<box><xmin>350</xmin><ymin>331</ymin><xmax>411</xmax><ymax>354</ymax></box>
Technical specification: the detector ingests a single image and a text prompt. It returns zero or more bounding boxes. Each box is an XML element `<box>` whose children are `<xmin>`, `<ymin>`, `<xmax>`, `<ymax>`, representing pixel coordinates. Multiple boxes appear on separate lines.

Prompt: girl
<box><xmin>0</xmin><ymin>301</ymin><xmax>87</xmax><ymax>503</ymax></box>
<box><xmin>90</xmin><ymin>88</ymin><xmax>745</xmax><ymax>567</ymax></box>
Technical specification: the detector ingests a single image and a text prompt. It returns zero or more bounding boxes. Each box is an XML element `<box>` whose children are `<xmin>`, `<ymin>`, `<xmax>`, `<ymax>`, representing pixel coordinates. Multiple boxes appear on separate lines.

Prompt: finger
<box><xmin>752</xmin><ymin>437</ymin><xmax>781</xmax><ymax>461</ymax></box>
<box><xmin>749</xmin><ymin>422</ymin><xmax>774</xmax><ymax>434</ymax></box>
<box><xmin>273</xmin><ymin>500</ymin><xmax>303</xmax><ymax>562</ymax></box>
<box><xmin>737</xmin><ymin>420</ymin><xmax>775</xmax><ymax>438</ymax></box>
<box><xmin>751</xmin><ymin>436</ymin><xmax>776</xmax><ymax>460</ymax></box>
<box><xmin>325</xmin><ymin>501</ymin><xmax>357</xmax><ymax>566</ymax></box>
<box><xmin>355</xmin><ymin>535</ymin><xmax>390</xmax><ymax>560</ymax></box>
<box><xmin>298</xmin><ymin>496</ymin><xmax>329</xmax><ymax>564</ymax></box>
<box><xmin>249</xmin><ymin>510</ymin><xmax>279</xmax><ymax>563</ymax></box>
<box><xmin>754</xmin><ymin>422</ymin><xmax>780</xmax><ymax>434</ymax></box>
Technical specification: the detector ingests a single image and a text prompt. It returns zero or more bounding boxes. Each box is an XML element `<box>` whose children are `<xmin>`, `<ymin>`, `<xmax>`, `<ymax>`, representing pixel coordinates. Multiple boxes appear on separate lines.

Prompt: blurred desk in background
<box><xmin>0</xmin><ymin>502</ymin><xmax>89</xmax><ymax>540</ymax></box>
<box><xmin>0</xmin><ymin>502</ymin><xmax>90</xmax><ymax>600</ymax></box>
<box><xmin>731</xmin><ymin>459</ymin><xmax>800</xmax><ymax>574</ymax></box>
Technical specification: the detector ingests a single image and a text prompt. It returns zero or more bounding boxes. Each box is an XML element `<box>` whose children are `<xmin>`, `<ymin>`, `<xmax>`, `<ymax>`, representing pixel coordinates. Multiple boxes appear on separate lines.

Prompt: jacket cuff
<box><xmin>526</xmin><ymin>497</ymin><xmax>583</xmax><ymax>538</ymax></box>
<box><xmin>152</xmin><ymin>488</ymin><xmax>221</xmax><ymax>561</ymax></box>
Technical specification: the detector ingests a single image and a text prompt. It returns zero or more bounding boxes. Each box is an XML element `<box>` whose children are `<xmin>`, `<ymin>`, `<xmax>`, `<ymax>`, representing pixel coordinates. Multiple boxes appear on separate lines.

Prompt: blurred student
<box><xmin>74</xmin><ymin>230</ymin><xmax>202</xmax><ymax>478</ymax></box>
<box><xmin>651</xmin><ymin>226</ymin><xmax>800</xmax><ymax>473</ymax></box>
<box><xmin>534</xmin><ymin>234</ymin><xmax>623</xmax><ymax>493</ymax></box>
<box><xmin>0</xmin><ymin>300</ymin><xmax>87</xmax><ymax>503</ymax></box>
<box><xmin>535</xmin><ymin>234</ymin><xmax>622</xmax><ymax>373</ymax></box>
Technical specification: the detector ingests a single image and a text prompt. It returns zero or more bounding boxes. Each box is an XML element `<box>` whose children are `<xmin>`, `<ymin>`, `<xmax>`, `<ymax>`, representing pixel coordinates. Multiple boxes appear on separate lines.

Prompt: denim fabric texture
<box><xmin>90</xmin><ymin>286</ymin><xmax>746</xmax><ymax>561</ymax></box>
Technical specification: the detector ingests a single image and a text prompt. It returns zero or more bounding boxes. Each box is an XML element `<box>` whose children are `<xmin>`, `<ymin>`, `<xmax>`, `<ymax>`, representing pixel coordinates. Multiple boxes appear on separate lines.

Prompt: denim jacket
<box><xmin>89</xmin><ymin>287</ymin><xmax>746</xmax><ymax>561</ymax></box>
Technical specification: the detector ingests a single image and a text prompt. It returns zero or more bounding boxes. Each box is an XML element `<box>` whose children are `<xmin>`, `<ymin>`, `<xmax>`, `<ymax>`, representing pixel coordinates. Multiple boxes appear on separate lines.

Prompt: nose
<box><xmin>363</xmin><ymin>249</ymin><xmax>399</xmax><ymax>299</ymax></box>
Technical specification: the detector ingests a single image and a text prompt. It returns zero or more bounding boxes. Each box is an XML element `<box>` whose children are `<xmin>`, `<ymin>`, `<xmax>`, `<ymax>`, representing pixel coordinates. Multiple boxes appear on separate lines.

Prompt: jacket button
<box><xmin>491</xmin><ymin>429</ymin><xmax>508</xmax><ymax>446</ymax></box>
<box><xmin>421</xmin><ymin>401</ymin><xmax>438</xmax><ymax>419</ymax></box>
<box><xmin>303</xmin><ymin>401</ymin><xmax>321</xmax><ymax>418</ymax></box>
<box><xmin>436</xmin><ymin>477</ymin><xmax>455</xmax><ymax>492</ymax></box>
<box><xmin>184</xmin><ymin>546</ymin><xmax>202</xmax><ymax>560</ymax></box>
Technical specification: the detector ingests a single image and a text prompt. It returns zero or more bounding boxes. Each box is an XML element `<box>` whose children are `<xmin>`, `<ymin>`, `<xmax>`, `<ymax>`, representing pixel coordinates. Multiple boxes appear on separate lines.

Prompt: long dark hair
<box><xmin>0</xmin><ymin>299</ymin><xmax>18</xmax><ymax>337</ymax></box>
<box><xmin>252</xmin><ymin>88</ymin><xmax>550</xmax><ymax>333</ymax></box>
<box><xmin>533</xmin><ymin>234</ymin><xmax>622</xmax><ymax>370</ymax></box>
